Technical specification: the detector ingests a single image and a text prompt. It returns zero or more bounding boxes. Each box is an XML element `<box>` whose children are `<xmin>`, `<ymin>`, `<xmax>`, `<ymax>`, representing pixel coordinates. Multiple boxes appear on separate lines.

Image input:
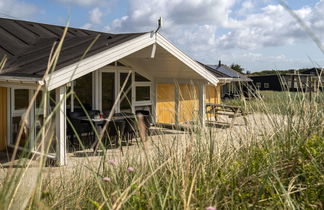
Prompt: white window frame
<box><xmin>256</xmin><ymin>82</ymin><xmax>261</xmax><ymax>89</ymax></box>
<box><xmin>134</xmin><ymin>82</ymin><xmax>152</xmax><ymax>106</ymax></box>
<box><xmin>97</xmin><ymin>64</ymin><xmax>134</xmax><ymax>113</ymax></box>
<box><xmin>8</xmin><ymin>88</ymin><xmax>35</xmax><ymax>151</ymax></box>
<box><xmin>89</xmin><ymin>62</ymin><xmax>154</xmax><ymax>114</ymax></box>
<box><xmin>99</xmin><ymin>69</ymin><xmax>116</xmax><ymax>112</ymax></box>
<box><xmin>118</xmin><ymin>69</ymin><xmax>133</xmax><ymax>113</ymax></box>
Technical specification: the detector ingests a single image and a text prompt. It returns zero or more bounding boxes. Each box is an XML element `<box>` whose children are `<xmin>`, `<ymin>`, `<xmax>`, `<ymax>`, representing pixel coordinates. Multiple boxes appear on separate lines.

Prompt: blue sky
<box><xmin>0</xmin><ymin>0</ymin><xmax>324</xmax><ymax>72</ymax></box>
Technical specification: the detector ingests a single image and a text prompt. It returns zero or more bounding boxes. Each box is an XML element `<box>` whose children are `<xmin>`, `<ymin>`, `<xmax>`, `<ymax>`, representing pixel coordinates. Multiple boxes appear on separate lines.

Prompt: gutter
<box><xmin>218</xmin><ymin>78</ymin><xmax>233</xmax><ymax>84</ymax></box>
<box><xmin>0</xmin><ymin>75</ymin><xmax>44</xmax><ymax>86</ymax></box>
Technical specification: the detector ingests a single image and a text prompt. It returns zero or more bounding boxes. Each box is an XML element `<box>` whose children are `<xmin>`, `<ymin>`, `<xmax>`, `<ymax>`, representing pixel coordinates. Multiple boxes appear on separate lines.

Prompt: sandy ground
<box><xmin>0</xmin><ymin>113</ymin><xmax>284</xmax><ymax>209</ymax></box>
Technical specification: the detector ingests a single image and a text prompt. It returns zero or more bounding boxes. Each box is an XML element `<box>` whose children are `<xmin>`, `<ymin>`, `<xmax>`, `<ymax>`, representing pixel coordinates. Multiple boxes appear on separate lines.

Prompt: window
<box><xmin>264</xmin><ymin>83</ymin><xmax>269</xmax><ymax>89</ymax></box>
<box><xmin>256</xmin><ymin>82</ymin><xmax>261</xmax><ymax>89</ymax></box>
<box><xmin>135</xmin><ymin>72</ymin><xmax>150</xmax><ymax>82</ymax></box>
<box><xmin>14</xmin><ymin>89</ymin><xmax>29</xmax><ymax>110</ymax></box>
<box><xmin>74</xmin><ymin>72</ymin><xmax>93</xmax><ymax>109</ymax></box>
<box><xmin>134</xmin><ymin>72</ymin><xmax>151</xmax><ymax>105</ymax></box>
<box><xmin>107</xmin><ymin>61</ymin><xmax>126</xmax><ymax>66</ymax></box>
<box><xmin>102</xmin><ymin>72</ymin><xmax>115</xmax><ymax>111</ymax></box>
<box><xmin>11</xmin><ymin>89</ymin><xmax>30</xmax><ymax>147</ymax></box>
<box><xmin>136</xmin><ymin>86</ymin><xmax>150</xmax><ymax>101</ymax></box>
<box><xmin>120</xmin><ymin>72</ymin><xmax>132</xmax><ymax>111</ymax></box>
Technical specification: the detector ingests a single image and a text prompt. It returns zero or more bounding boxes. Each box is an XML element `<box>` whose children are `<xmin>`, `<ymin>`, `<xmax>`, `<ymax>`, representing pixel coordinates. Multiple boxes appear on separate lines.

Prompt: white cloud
<box><xmin>55</xmin><ymin>0</ymin><xmax>107</xmax><ymax>7</ymax></box>
<box><xmin>0</xmin><ymin>0</ymin><xmax>38</xmax><ymax>19</ymax></box>
<box><xmin>237</xmin><ymin>0</ymin><xmax>254</xmax><ymax>16</ymax></box>
<box><xmin>81</xmin><ymin>22</ymin><xmax>92</xmax><ymax>29</ymax></box>
<box><xmin>89</xmin><ymin>7</ymin><xmax>103</xmax><ymax>24</ymax></box>
<box><xmin>220</xmin><ymin>4</ymin><xmax>314</xmax><ymax>50</ymax></box>
<box><xmin>104</xmin><ymin>16</ymin><xmax>128</xmax><ymax>32</ymax></box>
<box><xmin>105</xmin><ymin>0</ymin><xmax>235</xmax><ymax>33</ymax></box>
<box><xmin>81</xmin><ymin>7</ymin><xmax>103</xmax><ymax>30</ymax></box>
<box><xmin>103</xmin><ymin>0</ymin><xmax>324</xmax><ymax>71</ymax></box>
<box><xmin>105</xmin><ymin>0</ymin><xmax>322</xmax><ymax>50</ymax></box>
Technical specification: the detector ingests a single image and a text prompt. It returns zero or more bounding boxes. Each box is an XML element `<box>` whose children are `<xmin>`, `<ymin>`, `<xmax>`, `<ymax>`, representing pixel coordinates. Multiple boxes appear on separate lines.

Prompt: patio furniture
<box><xmin>124</xmin><ymin>116</ymin><xmax>137</xmax><ymax>142</ymax></box>
<box><xmin>76</xmin><ymin>112</ymin><xmax>136</xmax><ymax>151</ymax></box>
<box><xmin>206</xmin><ymin>103</ymin><xmax>248</xmax><ymax>127</ymax></box>
<box><xmin>106</xmin><ymin>119</ymin><xmax>126</xmax><ymax>147</ymax></box>
<box><xmin>88</xmin><ymin>110</ymin><xmax>101</xmax><ymax>118</ymax></box>
<box><xmin>68</xmin><ymin>111</ymin><xmax>94</xmax><ymax>145</ymax></box>
<box><xmin>112</xmin><ymin>112</ymin><xmax>138</xmax><ymax>143</ymax></box>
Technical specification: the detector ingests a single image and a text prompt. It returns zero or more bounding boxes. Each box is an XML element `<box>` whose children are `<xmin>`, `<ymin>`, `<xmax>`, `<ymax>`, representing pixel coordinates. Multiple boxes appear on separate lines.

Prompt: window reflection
<box><xmin>74</xmin><ymin>73</ymin><xmax>93</xmax><ymax>110</ymax></box>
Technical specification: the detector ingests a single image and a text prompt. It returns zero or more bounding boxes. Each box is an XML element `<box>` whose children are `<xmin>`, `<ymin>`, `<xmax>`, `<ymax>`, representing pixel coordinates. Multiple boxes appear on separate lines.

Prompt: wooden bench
<box><xmin>206</xmin><ymin>103</ymin><xmax>248</xmax><ymax>127</ymax></box>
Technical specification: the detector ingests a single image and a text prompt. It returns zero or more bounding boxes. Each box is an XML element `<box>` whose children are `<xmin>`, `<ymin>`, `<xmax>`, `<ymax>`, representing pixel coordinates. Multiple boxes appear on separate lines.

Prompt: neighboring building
<box><xmin>248</xmin><ymin>75</ymin><xmax>282</xmax><ymax>91</ymax></box>
<box><xmin>0</xmin><ymin>18</ymin><xmax>226</xmax><ymax>165</ymax></box>
<box><xmin>205</xmin><ymin>61</ymin><xmax>252</xmax><ymax>98</ymax></box>
<box><xmin>198</xmin><ymin>62</ymin><xmax>232</xmax><ymax>104</ymax></box>
<box><xmin>249</xmin><ymin>70</ymin><xmax>323</xmax><ymax>92</ymax></box>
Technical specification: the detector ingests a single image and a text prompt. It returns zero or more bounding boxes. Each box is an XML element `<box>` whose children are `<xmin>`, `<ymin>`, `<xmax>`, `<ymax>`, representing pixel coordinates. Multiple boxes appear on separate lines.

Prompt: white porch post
<box><xmin>93</xmin><ymin>71</ymin><xmax>101</xmax><ymax>111</ymax></box>
<box><xmin>55</xmin><ymin>86</ymin><xmax>67</xmax><ymax>166</ymax></box>
<box><xmin>71</xmin><ymin>81</ymin><xmax>74</xmax><ymax>112</ymax></box>
<box><xmin>175</xmin><ymin>83</ymin><xmax>180</xmax><ymax>126</ymax></box>
<box><xmin>29</xmin><ymin>89</ymin><xmax>35</xmax><ymax>151</ymax></box>
<box><xmin>151</xmin><ymin>79</ymin><xmax>156</xmax><ymax>124</ymax></box>
<box><xmin>199</xmin><ymin>83</ymin><xmax>206</xmax><ymax>127</ymax></box>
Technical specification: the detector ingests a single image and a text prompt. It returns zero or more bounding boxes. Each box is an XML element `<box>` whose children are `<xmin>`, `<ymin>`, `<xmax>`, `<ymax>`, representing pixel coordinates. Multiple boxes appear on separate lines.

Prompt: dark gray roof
<box><xmin>197</xmin><ymin>62</ymin><xmax>230</xmax><ymax>78</ymax></box>
<box><xmin>208</xmin><ymin>64</ymin><xmax>252</xmax><ymax>81</ymax></box>
<box><xmin>0</xmin><ymin>17</ymin><xmax>146</xmax><ymax>78</ymax></box>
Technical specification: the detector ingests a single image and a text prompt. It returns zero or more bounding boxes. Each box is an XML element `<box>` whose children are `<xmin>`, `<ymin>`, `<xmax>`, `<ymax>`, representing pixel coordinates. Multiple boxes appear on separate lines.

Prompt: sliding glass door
<box><xmin>98</xmin><ymin>66</ymin><xmax>152</xmax><ymax>114</ymax></box>
<box><xmin>74</xmin><ymin>72</ymin><xmax>93</xmax><ymax>110</ymax></box>
<box><xmin>101</xmin><ymin>71</ymin><xmax>115</xmax><ymax>112</ymax></box>
<box><xmin>119</xmin><ymin>72</ymin><xmax>132</xmax><ymax>113</ymax></box>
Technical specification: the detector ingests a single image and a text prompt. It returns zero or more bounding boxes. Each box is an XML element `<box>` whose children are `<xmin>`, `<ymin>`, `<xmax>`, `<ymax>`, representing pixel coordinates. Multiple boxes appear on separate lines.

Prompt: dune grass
<box><xmin>0</xmin><ymin>90</ymin><xmax>322</xmax><ymax>209</ymax></box>
<box><xmin>0</xmin><ymin>9</ymin><xmax>323</xmax><ymax>208</ymax></box>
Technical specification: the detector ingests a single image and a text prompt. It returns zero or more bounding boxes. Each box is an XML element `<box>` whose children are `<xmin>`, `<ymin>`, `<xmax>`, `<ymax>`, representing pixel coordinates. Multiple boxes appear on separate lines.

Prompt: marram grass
<box><xmin>1</xmin><ymin>91</ymin><xmax>322</xmax><ymax>209</ymax></box>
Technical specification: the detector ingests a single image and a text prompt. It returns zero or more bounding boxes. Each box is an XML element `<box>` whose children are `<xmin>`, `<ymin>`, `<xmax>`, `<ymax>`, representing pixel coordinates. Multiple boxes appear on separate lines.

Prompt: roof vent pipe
<box><xmin>218</xmin><ymin>60</ymin><xmax>221</xmax><ymax>67</ymax></box>
<box><xmin>151</xmin><ymin>17</ymin><xmax>162</xmax><ymax>58</ymax></box>
<box><xmin>155</xmin><ymin>17</ymin><xmax>163</xmax><ymax>33</ymax></box>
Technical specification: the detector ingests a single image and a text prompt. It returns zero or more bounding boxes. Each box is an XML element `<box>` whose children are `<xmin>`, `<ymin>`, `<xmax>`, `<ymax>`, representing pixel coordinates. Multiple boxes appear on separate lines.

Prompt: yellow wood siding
<box><xmin>206</xmin><ymin>85</ymin><xmax>221</xmax><ymax>119</ymax></box>
<box><xmin>0</xmin><ymin>87</ymin><xmax>7</xmax><ymax>150</ymax></box>
<box><xmin>156</xmin><ymin>84</ymin><xmax>176</xmax><ymax>124</ymax></box>
<box><xmin>206</xmin><ymin>85</ymin><xmax>221</xmax><ymax>104</ymax></box>
<box><xmin>179</xmin><ymin>84</ymin><xmax>199</xmax><ymax>123</ymax></box>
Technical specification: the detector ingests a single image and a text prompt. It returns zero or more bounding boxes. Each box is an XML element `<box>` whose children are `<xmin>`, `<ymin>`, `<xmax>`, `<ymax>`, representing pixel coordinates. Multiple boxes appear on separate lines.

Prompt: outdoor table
<box><xmin>206</xmin><ymin>103</ymin><xmax>247</xmax><ymax>127</ymax></box>
<box><xmin>75</xmin><ymin>113</ymin><xmax>136</xmax><ymax>151</ymax></box>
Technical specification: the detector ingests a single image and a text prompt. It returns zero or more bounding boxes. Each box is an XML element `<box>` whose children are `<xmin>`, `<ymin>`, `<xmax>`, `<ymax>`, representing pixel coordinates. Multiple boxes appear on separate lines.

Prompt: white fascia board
<box><xmin>46</xmin><ymin>32</ymin><xmax>154</xmax><ymax>91</ymax></box>
<box><xmin>0</xmin><ymin>76</ymin><xmax>40</xmax><ymax>83</ymax></box>
<box><xmin>156</xmin><ymin>33</ymin><xmax>219</xmax><ymax>86</ymax></box>
<box><xmin>0</xmin><ymin>76</ymin><xmax>42</xmax><ymax>88</ymax></box>
<box><xmin>218</xmin><ymin>78</ymin><xmax>233</xmax><ymax>83</ymax></box>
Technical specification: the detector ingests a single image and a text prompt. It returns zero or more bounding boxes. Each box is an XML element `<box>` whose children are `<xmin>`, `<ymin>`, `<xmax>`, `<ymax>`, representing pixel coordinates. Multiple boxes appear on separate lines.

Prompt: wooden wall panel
<box><xmin>0</xmin><ymin>87</ymin><xmax>7</xmax><ymax>150</ymax></box>
<box><xmin>206</xmin><ymin>85</ymin><xmax>221</xmax><ymax>104</ymax></box>
<box><xmin>206</xmin><ymin>85</ymin><xmax>222</xmax><ymax>119</ymax></box>
<box><xmin>156</xmin><ymin>84</ymin><xmax>176</xmax><ymax>124</ymax></box>
<box><xmin>179</xmin><ymin>84</ymin><xmax>199</xmax><ymax>123</ymax></box>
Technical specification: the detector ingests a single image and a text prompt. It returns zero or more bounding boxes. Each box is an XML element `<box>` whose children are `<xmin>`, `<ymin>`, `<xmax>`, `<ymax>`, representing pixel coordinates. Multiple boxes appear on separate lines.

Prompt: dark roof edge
<box><xmin>0</xmin><ymin>17</ymin><xmax>150</xmax><ymax>36</ymax></box>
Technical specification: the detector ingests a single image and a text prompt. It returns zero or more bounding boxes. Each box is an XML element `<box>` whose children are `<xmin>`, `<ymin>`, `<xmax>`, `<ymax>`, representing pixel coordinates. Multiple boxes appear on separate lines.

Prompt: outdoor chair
<box><xmin>88</xmin><ymin>110</ymin><xmax>101</xmax><ymax>119</ymax></box>
<box><xmin>68</xmin><ymin>111</ymin><xmax>94</xmax><ymax>146</ymax></box>
<box><xmin>103</xmin><ymin>110</ymin><xmax>111</xmax><ymax>118</ymax></box>
<box><xmin>124</xmin><ymin>116</ymin><xmax>137</xmax><ymax>143</ymax></box>
<box><xmin>106</xmin><ymin>119</ymin><xmax>126</xmax><ymax>148</ymax></box>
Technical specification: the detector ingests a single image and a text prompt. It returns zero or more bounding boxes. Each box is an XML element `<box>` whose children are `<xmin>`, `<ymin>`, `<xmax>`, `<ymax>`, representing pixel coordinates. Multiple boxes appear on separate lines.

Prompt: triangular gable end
<box><xmin>46</xmin><ymin>32</ymin><xmax>219</xmax><ymax>91</ymax></box>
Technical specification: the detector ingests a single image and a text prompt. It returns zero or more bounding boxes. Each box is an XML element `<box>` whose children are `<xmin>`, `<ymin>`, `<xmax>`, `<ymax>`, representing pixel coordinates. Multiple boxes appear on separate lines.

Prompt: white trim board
<box><xmin>45</xmin><ymin>32</ymin><xmax>219</xmax><ymax>91</ymax></box>
<box><xmin>46</xmin><ymin>33</ymin><xmax>155</xmax><ymax>91</ymax></box>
